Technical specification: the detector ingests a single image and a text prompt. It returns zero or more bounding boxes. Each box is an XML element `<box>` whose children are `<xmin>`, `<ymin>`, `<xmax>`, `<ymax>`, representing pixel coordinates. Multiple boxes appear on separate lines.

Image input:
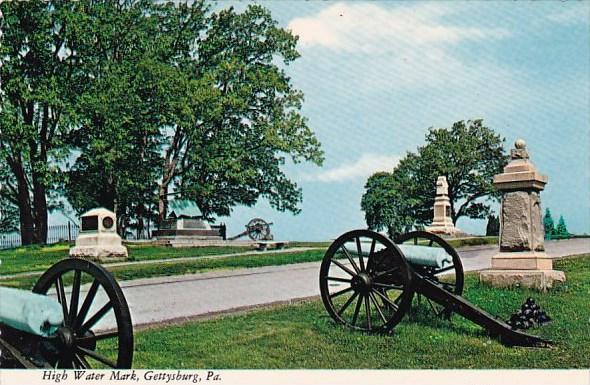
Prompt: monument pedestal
<box><xmin>70</xmin><ymin>208</ymin><xmax>128</xmax><ymax>263</ymax></box>
<box><xmin>480</xmin><ymin>269</ymin><xmax>566</xmax><ymax>291</ymax></box>
<box><xmin>426</xmin><ymin>176</ymin><xmax>460</xmax><ymax>236</ymax></box>
<box><xmin>479</xmin><ymin>139</ymin><xmax>564</xmax><ymax>290</ymax></box>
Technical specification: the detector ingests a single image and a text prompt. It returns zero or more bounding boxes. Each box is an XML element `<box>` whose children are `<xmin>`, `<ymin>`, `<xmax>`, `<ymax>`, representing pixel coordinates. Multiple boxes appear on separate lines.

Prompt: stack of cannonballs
<box><xmin>507</xmin><ymin>297</ymin><xmax>551</xmax><ymax>330</ymax></box>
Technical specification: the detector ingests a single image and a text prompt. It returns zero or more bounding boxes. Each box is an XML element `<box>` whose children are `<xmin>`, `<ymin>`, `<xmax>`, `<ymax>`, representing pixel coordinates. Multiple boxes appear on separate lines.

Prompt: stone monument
<box><xmin>480</xmin><ymin>139</ymin><xmax>565</xmax><ymax>290</ymax></box>
<box><xmin>426</xmin><ymin>176</ymin><xmax>458</xmax><ymax>236</ymax></box>
<box><xmin>70</xmin><ymin>208</ymin><xmax>128</xmax><ymax>261</ymax></box>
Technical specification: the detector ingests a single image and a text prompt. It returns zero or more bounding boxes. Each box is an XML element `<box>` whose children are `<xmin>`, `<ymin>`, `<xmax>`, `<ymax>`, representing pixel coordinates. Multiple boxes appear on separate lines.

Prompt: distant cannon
<box><xmin>228</xmin><ymin>218</ymin><xmax>274</xmax><ymax>241</ymax></box>
<box><xmin>319</xmin><ymin>229</ymin><xmax>551</xmax><ymax>347</ymax></box>
<box><xmin>0</xmin><ymin>259</ymin><xmax>133</xmax><ymax>368</ymax></box>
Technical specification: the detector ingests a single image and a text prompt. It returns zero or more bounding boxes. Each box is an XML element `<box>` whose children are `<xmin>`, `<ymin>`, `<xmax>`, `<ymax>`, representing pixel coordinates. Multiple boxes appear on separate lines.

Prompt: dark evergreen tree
<box><xmin>543</xmin><ymin>208</ymin><xmax>555</xmax><ymax>240</ymax></box>
<box><xmin>486</xmin><ymin>214</ymin><xmax>500</xmax><ymax>236</ymax></box>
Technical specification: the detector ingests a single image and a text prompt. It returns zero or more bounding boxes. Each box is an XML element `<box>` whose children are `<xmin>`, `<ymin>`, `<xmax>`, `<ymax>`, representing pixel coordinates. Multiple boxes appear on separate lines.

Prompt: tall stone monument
<box><xmin>426</xmin><ymin>176</ymin><xmax>458</xmax><ymax>236</ymax></box>
<box><xmin>70</xmin><ymin>208</ymin><xmax>128</xmax><ymax>262</ymax></box>
<box><xmin>480</xmin><ymin>139</ymin><xmax>565</xmax><ymax>290</ymax></box>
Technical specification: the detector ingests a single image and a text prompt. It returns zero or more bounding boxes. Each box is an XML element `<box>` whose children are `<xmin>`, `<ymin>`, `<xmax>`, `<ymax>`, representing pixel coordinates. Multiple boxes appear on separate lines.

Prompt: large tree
<box><xmin>0</xmin><ymin>0</ymin><xmax>80</xmax><ymax>244</ymax></box>
<box><xmin>157</xmin><ymin>4</ymin><xmax>323</xmax><ymax>221</ymax></box>
<box><xmin>64</xmin><ymin>0</ymin><xmax>176</xmax><ymax>236</ymax></box>
<box><xmin>64</xmin><ymin>2</ymin><xmax>323</xmax><ymax>231</ymax></box>
<box><xmin>361</xmin><ymin>120</ymin><xmax>508</xmax><ymax>237</ymax></box>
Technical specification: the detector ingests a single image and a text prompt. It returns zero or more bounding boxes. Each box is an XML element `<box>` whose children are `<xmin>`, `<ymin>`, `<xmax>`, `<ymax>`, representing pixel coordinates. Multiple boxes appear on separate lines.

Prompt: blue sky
<box><xmin>54</xmin><ymin>1</ymin><xmax>590</xmax><ymax>241</ymax></box>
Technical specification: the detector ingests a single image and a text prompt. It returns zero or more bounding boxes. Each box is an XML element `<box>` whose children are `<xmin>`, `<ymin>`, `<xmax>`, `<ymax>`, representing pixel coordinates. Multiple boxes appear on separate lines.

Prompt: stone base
<box><xmin>69</xmin><ymin>245</ymin><xmax>128</xmax><ymax>262</ymax></box>
<box><xmin>426</xmin><ymin>223</ymin><xmax>459</xmax><ymax>236</ymax></box>
<box><xmin>491</xmin><ymin>251</ymin><xmax>553</xmax><ymax>270</ymax></box>
<box><xmin>479</xmin><ymin>269</ymin><xmax>565</xmax><ymax>290</ymax></box>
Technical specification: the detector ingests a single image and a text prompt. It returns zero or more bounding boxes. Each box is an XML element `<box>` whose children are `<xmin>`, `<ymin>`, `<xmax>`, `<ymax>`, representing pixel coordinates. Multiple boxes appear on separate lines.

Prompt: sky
<box><xmin>52</xmin><ymin>1</ymin><xmax>590</xmax><ymax>241</ymax></box>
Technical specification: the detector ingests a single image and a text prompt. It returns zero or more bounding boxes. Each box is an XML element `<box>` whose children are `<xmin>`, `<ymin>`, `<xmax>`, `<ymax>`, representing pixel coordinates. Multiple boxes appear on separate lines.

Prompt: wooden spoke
<box><xmin>372</xmin><ymin>281</ymin><xmax>404</xmax><ymax>290</ymax></box>
<box><xmin>74</xmin><ymin>353</ymin><xmax>90</xmax><ymax>369</ymax></box>
<box><xmin>356</xmin><ymin>237</ymin><xmax>365</xmax><ymax>272</ymax></box>
<box><xmin>77</xmin><ymin>346</ymin><xmax>117</xmax><ymax>368</ymax></box>
<box><xmin>330</xmin><ymin>258</ymin><xmax>356</xmax><ymax>277</ymax></box>
<box><xmin>330</xmin><ymin>286</ymin><xmax>354</xmax><ymax>299</ymax></box>
<box><xmin>428</xmin><ymin>239</ymin><xmax>434</xmax><ymax>247</ymax></box>
<box><xmin>73</xmin><ymin>279</ymin><xmax>100</xmax><ymax>330</ymax></box>
<box><xmin>340</xmin><ymin>246</ymin><xmax>361</xmax><ymax>274</ymax></box>
<box><xmin>351</xmin><ymin>295</ymin><xmax>363</xmax><ymax>326</ymax></box>
<box><xmin>55</xmin><ymin>276</ymin><xmax>68</xmax><ymax>323</ymax></box>
<box><xmin>369</xmin><ymin>239</ymin><xmax>376</xmax><ymax>258</ymax></box>
<box><xmin>369</xmin><ymin>292</ymin><xmax>387</xmax><ymax>324</ymax></box>
<box><xmin>364</xmin><ymin>296</ymin><xmax>372</xmax><ymax>329</ymax></box>
<box><xmin>372</xmin><ymin>289</ymin><xmax>399</xmax><ymax>311</ymax></box>
<box><xmin>79</xmin><ymin>302</ymin><xmax>113</xmax><ymax>335</ymax></box>
<box><xmin>337</xmin><ymin>292</ymin><xmax>359</xmax><ymax>316</ymax></box>
<box><xmin>69</xmin><ymin>270</ymin><xmax>81</xmax><ymax>325</ymax></box>
<box><xmin>326</xmin><ymin>276</ymin><xmax>352</xmax><ymax>284</ymax></box>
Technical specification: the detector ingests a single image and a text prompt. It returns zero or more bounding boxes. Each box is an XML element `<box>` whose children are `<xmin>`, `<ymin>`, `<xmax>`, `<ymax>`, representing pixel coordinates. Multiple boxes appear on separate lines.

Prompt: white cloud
<box><xmin>288</xmin><ymin>2</ymin><xmax>509</xmax><ymax>53</ymax></box>
<box><xmin>301</xmin><ymin>153</ymin><xmax>399</xmax><ymax>183</ymax></box>
<box><xmin>547</xmin><ymin>6</ymin><xmax>590</xmax><ymax>25</ymax></box>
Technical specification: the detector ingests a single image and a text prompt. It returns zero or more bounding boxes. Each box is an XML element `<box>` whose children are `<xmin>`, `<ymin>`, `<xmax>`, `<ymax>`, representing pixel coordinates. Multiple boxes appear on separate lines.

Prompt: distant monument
<box><xmin>480</xmin><ymin>139</ymin><xmax>565</xmax><ymax>290</ymax></box>
<box><xmin>152</xmin><ymin>200</ymin><xmax>226</xmax><ymax>242</ymax></box>
<box><xmin>70</xmin><ymin>208</ymin><xmax>128</xmax><ymax>261</ymax></box>
<box><xmin>426</xmin><ymin>176</ymin><xmax>459</xmax><ymax>236</ymax></box>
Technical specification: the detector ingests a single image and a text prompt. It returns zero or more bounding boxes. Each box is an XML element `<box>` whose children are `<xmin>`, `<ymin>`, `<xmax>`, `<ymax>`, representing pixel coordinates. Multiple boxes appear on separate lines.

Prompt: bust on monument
<box><xmin>70</xmin><ymin>208</ymin><xmax>128</xmax><ymax>261</ymax></box>
<box><xmin>436</xmin><ymin>176</ymin><xmax>449</xmax><ymax>196</ymax></box>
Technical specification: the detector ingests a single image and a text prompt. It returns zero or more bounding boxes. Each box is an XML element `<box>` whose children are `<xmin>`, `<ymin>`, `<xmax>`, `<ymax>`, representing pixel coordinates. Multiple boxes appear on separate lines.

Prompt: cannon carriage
<box><xmin>319</xmin><ymin>229</ymin><xmax>550</xmax><ymax>347</ymax></box>
<box><xmin>0</xmin><ymin>258</ymin><xmax>133</xmax><ymax>369</ymax></box>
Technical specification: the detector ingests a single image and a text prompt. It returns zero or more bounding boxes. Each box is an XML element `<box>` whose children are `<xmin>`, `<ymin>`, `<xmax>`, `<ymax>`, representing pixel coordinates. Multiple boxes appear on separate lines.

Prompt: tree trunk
<box><xmin>158</xmin><ymin>182</ymin><xmax>169</xmax><ymax>225</ymax></box>
<box><xmin>11</xmin><ymin>162</ymin><xmax>34</xmax><ymax>245</ymax></box>
<box><xmin>31</xmin><ymin>172</ymin><xmax>48</xmax><ymax>244</ymax></box>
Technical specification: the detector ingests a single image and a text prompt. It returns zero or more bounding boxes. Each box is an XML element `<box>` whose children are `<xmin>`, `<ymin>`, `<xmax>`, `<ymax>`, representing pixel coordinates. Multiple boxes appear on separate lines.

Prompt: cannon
<box><xmin>228</xmin><ymin>218</ymin><xmax>274</xmax><ymax>241</ymax></box>
<box><xmin>319</xmin><ymin>229</ymin><xmax>551</xmax><ymax>347</ymax></box>
<box><xmin>0</xmin><ymin>258</ymin><xmax>133</xmax><ymax>368</ymax></box>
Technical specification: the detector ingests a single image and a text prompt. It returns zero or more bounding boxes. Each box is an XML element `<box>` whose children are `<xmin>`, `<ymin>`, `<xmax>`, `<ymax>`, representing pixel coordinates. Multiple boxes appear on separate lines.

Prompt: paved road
<box><xmin>83</xmin><ymin>238</ymin><xmax>587</xmax><ymax>330</ymax></box>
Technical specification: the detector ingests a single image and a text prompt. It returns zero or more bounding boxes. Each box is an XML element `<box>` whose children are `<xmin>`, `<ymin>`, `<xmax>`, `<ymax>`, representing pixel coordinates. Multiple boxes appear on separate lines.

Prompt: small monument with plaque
<box><xmin>69</xmin><ymin>207</ymin><xmax>128</xmax><ymax>261</ymax></box>
<box><xmin>426</xmin><ymin>176</ymin><xmax>459</xmax><ymax>236</ymax></box>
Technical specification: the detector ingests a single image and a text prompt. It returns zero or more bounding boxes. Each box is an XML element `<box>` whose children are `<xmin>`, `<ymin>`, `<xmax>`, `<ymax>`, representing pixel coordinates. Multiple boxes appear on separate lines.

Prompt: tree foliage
<box><xmin>554</xmin><ymin>215</ymin><xmax>570</xmax><ymax>239</ymax></box>
<box><xmin>361</xmin><ymin>120</ymin><xmax>508</xmax><ymax>236</ymax></box>
<box><xmin>543</xmin><ymin>208</ymin><xmax>555</xmax><ymax>239</ymax></box>
<box><xmin>1</xmin><ymin>0</ymin><xmax>323</xmax><ymax>240</ymax></box>
<box><xmin>158</xmin><ymin>4</ymin><xmax>323</xmax><ymax>221</ymax></box>
<box><xmin>0</xmin><ymin>0</ymin><xmax>77</xmax><ymax>243</ymax></box>
<box><xmin>486</xmin><ymin>214</ymin><xmax>500</xmax><ymax>237</ymax></box>
<box><xmin>62</xmin><ymin>2</ymin><xmax>323</xmax><ymax>233</ymax></box>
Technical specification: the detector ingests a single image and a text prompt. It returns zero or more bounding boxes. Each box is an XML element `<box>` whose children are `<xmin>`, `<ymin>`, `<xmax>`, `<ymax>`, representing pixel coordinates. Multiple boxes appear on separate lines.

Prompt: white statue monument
<box><xmin>480</xmin><ymin>139</ymin><xmax>565</xmax><ymax>290</ymax></box>
<box><xmin>426</xmin><ymin>176</ymin><xmax>459</xmax><ymax>236</ymax></box>
<box><xmin>70</xmin><ymin>208</ymin><xmax>128</xmax><ymax>261</ymax></box>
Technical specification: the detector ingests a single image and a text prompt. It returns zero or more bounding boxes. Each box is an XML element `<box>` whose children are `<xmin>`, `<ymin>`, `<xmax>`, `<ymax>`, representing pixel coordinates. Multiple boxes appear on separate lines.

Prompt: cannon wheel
<box><xmin>246</xmin><ymin>218</ymin><xmax>271</xmax><ymax>241</ymax></box>
<box><xmin>320</xmin><ymin>229</ymin><xmax>414</xmax><ymax>333</ymax></box>
<box><xmin>32</xmin><ymin>258</ymin><xmax>133</xmax><ymax>369</ymax></box>
<box><xmin>394</xmin><ymin>231</ymin><xmax>464</xmax><ymax>319</ymax></box>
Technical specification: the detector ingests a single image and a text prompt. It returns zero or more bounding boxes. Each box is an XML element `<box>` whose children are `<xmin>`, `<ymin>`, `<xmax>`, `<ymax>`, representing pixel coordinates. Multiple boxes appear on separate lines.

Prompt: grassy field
<box><xmin>0</xmin><ymin>243</ymin><xmax>258</xmax><ymax>275</ymax></box>
<box><xmin>0</xmin><ymin>248</ymin><xmax>326</xmax><ymax>290</ymax></box>
<box><xmin>128</xmin><ymin>255</ymin><xmax>590</xmax><ymax>369</ymax></box>
<box><xmin>0</xmin><ymin>237</ymin><xmax>494</xmax><ymax>277</ymax></box>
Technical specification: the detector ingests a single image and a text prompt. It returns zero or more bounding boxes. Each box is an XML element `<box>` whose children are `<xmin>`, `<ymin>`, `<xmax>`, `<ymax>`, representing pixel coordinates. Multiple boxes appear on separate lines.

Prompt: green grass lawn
<box><xmin>129</xmin><ymin>255</ymin><xmax>590</xmax><ymax>369</ymax></box>
<box><xmin>0</xmin><ymin>243</ymin><xmax>265</xmax><ymax>276</ymax></box>
<box><xmin>0</xmin><ymin>249</ymin><xmax>326</xmax><ymax>290</ymax></box>
<box><xmin>0</xmin><ymin>238</ymin><xmax>495</xmax><ymax>278</ymax></box>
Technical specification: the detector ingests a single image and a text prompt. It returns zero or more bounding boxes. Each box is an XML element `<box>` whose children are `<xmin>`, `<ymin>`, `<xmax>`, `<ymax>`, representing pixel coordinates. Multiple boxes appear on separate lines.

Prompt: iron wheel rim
<box><xmin>319</xmin><ymin>229</ymin><xmax>414</xmax><ymax>333</ymax></box>
<box><xmin>32</xmin><ymin>258</ymin><xmax>133</xmax><ymax>369</ymax></box>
